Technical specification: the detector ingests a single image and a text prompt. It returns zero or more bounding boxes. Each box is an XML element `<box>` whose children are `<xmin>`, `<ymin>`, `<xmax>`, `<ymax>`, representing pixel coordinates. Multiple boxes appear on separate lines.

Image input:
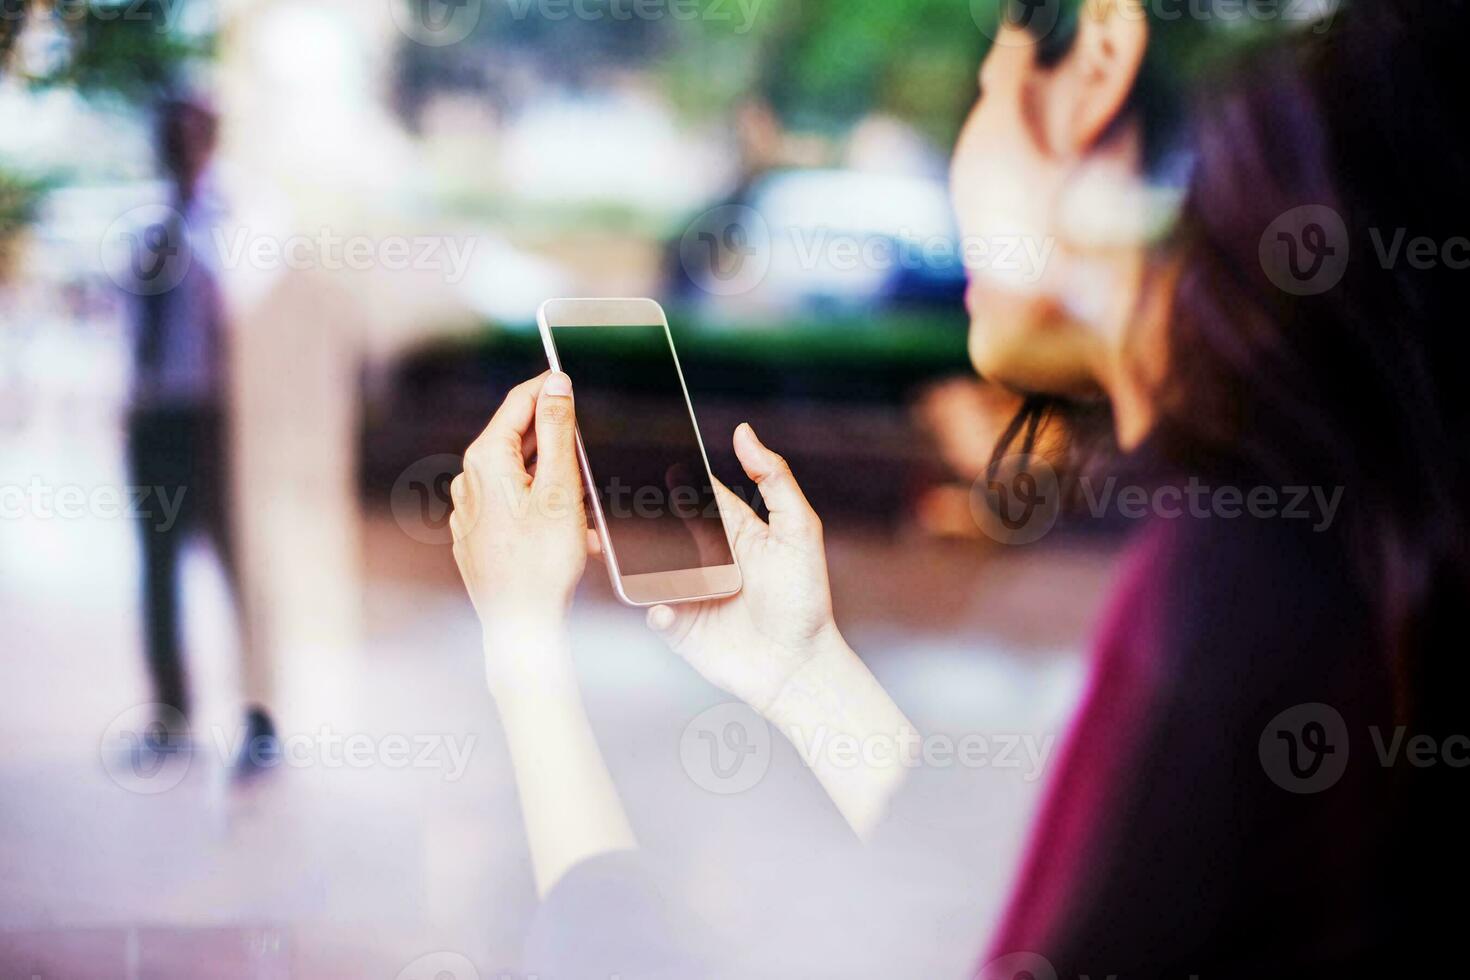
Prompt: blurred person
<box><xmin>125</xmin><ymin>97</ymin><xmax>275</xmax><ymax>766</ymax></box>
<box><xmin>450</xmin><ymin>0</ymin><xmax>1467</xmax><ymax>976</ymax></box>
<box><xmin>911</xmin><ymin>376</ymin><xmax>1031</xmax><ymax>539</ymax></box>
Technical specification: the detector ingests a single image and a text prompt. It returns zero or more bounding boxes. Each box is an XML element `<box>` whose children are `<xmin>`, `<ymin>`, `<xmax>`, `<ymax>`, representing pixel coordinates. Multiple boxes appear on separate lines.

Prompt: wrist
<box><xmin>763</xmin><ymin>627</ymin><xmax>919</xmax><ymax>839</ymax></box>
<box><xmin>764</xmin><ymin>624</ymin><xmax>859</xmax><ymax>727</ymax></box>
<box><xmin>477</xmin><ymin>588</ymin><xmax>572</xmax><ymax>633</ymax></box>
<box><xmin>481</xmin><ymin>615</ymin><xmax>578</xmax><ymax>707</ymax></box>
<box><xmin>482</xmin><ymin>605</ymin><xmax>569</xmax><ymax>644</ymax></box>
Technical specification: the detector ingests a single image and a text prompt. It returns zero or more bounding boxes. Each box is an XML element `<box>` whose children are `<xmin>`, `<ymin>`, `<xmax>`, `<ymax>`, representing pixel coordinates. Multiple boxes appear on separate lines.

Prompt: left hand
<box><xmin>646</xmin><ymin>423</ymin><xmax>846</xmax><ymax>715</ymax></box>
<box><xmin>450</xmin><ymin>371</ymin><xmax>599</xmax><ymax>633</ymax></box>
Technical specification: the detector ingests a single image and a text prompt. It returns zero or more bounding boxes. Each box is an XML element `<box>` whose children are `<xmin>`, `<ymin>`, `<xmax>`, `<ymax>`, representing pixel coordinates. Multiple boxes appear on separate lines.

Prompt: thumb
<box><xmin>532</xmin><ymin>372</ymin><xmax>580</xmax><ymax>494</ymax></box>
<box><xmin>711</xmin><ymin>477</ymin><xmax>759</xmax><ymax>542</ymax></box>
<box><xmin>733</xmin><ymin>422</ymin><xmax>821</xmax><ymax>541</ymax></box>
<box><xmin>646</xmin><ymin>602</ymin><xmax>698</xmax><ymax>652</ymax></box>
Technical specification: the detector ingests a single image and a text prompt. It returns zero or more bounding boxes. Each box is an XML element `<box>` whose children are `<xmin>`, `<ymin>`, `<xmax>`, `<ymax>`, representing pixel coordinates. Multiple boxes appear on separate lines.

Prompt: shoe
<box><xmin>146</xmin><ymin>705</ymin><xmax>193</xmax><ymax>755</ymax></box>
<box><xmin>232</xmin><ymin>705</ymin><xmax>280</xmax><ymax>779</ymax></box>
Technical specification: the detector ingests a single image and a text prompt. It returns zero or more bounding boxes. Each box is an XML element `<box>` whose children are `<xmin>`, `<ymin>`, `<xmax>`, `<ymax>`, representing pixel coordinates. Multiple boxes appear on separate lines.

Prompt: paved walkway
<box><xmin>0</xmin><ymin>323</ymin><xmax>1114</xmax><ymax>978</ymax></box>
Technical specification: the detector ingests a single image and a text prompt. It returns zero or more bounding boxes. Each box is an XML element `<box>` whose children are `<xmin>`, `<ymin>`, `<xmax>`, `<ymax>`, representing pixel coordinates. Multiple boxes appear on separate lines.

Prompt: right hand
<box><xmin>645</xmin><ymin>423</ymin><xmax>847</xmax><ymax>715</ymax></box>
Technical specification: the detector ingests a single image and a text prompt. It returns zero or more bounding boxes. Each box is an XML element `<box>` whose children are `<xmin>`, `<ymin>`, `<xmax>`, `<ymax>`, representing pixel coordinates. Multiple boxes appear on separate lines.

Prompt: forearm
<box><xmin>765</xmin><ymin>630</ymin><xmax>919</xmax><ymax>840</ymax></box>
<box><xmin>486</xmin><ymin>620</ymin><xmax>637</xmax><ymax>897</ymax></box>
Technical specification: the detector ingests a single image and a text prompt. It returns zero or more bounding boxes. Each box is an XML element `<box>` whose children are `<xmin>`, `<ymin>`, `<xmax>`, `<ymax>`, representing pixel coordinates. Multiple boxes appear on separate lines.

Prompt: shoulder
<box><xmin>1094</xmin><ymin>505</ymin><xmax>1380</xmax><ymax>708</ymax></box>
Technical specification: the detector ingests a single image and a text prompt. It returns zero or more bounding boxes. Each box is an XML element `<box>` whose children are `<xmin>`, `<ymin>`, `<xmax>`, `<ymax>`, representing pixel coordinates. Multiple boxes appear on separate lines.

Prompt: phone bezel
<box><xmin>536</xmin><ymin>297</ymin><xmax>743</xmax><ymax>607</ymax></box>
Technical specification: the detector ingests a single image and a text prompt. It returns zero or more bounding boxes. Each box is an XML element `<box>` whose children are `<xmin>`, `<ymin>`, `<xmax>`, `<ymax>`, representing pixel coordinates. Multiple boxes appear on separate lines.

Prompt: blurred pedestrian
<box><xmin>124</xmin><ymin>96</ymin><xmax>276</xmax><ymax>770</ymax></box>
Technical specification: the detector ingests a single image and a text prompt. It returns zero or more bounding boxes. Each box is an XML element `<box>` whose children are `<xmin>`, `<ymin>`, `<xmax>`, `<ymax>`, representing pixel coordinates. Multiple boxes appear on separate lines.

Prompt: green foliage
<box><xmin>0</xmin><ymin>2</ymin><xmax>211</xmax><ymax>239</ymax></box>
<box><xmin>761</xmin><ymin>0</ymin><xmax>980</xmax><ymax>140</ymax></box>
<box><xmin>0</xmin><ymin>165</ymin><xmax>52</xmax><ymax>256</ymax></box>
<box><xmin>666</xmin><ymin>0</ymin><xmax>983</xmax><ymax>144</ymax></box>
<box><xmin>478</xmin><ymin>308</ymin><xmax>970</xmax><ymax>367</ymax></box>
<box><xmin>1</xmin><ymin>0</ymin><xmax>210</xmax><ymax>100</ymax></box>
<box><xmin>0</xmin><ymin>0</ymin><xmax>26</xmax><ymax>64</ymax></box>
<box><xmin>665</xmin><ymin>0</ymin><xmax>1339</xmax><ymax>144</ymax></box>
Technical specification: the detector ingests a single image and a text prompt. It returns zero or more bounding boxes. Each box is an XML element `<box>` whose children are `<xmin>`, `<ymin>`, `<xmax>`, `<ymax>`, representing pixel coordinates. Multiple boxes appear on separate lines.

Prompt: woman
<box><xmin>449</xmin><ymin>1</ymin><xmax>1467</xmax><ymax>975</ymax></box>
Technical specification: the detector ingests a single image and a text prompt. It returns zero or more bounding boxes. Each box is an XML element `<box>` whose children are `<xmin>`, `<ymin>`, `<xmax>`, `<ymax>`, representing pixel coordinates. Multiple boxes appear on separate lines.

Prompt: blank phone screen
<box><xmin>551</xmin><ymin>324</ymin><xmax>733</xmax><ymax>576</ymax></box>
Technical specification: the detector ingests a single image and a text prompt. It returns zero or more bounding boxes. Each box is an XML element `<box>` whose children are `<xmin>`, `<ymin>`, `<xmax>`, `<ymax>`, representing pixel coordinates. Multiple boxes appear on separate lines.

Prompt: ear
<box><xmin>1065</xmin><ymin>0</ymin><xmax>1150</xmax><ymax>151</ymax></box>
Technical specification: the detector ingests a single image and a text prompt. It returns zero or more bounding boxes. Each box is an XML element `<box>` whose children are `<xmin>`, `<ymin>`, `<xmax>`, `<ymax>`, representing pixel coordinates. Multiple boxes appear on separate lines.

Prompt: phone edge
<box><xmin>536</xmin><ymin>298</ymin><xmax>743</xmax><ymax>607</ymax></box>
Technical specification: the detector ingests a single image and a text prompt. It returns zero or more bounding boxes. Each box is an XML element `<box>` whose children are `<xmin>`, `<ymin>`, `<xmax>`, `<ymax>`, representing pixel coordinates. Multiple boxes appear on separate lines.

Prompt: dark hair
<box><xmin>1157</xmin><ymin>0</ymin><xmax>1470</xmax><ymax>725</ymax></box>
<box><xmin>999</xmin><ymin>0</ymin><xmax>1470</xmax><ymax>724</ymax></box>
<box><xmin>156</xmin><ymin>97</ymin><xmax>218</xmax><ymax>191</ymax></box>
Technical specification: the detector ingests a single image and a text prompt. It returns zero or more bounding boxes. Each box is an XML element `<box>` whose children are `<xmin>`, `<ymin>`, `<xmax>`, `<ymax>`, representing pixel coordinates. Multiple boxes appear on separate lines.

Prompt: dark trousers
<box><xmin>127</xmin><ymin>405</ymin><xmax>239</xmax><ymax>718</ymax></box>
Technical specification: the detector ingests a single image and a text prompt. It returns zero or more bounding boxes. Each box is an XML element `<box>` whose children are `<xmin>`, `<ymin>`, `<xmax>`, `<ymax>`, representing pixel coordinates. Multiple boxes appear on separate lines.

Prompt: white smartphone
<box><xmin>536</xmin><ymin>298</ymin><xmax>742</xmax><ymax>606</ymax></box>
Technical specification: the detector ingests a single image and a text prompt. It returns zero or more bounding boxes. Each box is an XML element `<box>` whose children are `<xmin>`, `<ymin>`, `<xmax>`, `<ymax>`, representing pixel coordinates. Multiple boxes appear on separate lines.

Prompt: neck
<box><xmin>1094</xmin><ymin>263</ymin><xmax>1173</xmax><ymax>451</ymax></box>
<box><xmin>1102</xmin><ymin>355</ymin><xmax>1155</xmax><ymax>450</ymax></box>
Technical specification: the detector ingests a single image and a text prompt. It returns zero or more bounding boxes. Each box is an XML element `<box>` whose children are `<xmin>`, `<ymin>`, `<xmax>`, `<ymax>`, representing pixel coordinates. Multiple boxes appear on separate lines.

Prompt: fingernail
<box><xmin>737</xmin><ymin>421</ymin><xmax>756</xmax><ymax>444</ymax></box>
<box><xmin>648</xmin><ymin>605</ymin><xmax>674</xmax><ymax>630</ymax></box>
<box><xmin>544</xmin><ymin>372</ymin><xmax>572</xmax><ymax>397</ymax></box>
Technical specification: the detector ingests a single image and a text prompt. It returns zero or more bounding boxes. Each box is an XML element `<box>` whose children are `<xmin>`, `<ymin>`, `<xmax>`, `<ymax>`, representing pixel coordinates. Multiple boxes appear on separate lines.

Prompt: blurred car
<box><xmin>669</xmin><ymin>167</ymin><xmax>967</xmax><ymax>323</ymax></box>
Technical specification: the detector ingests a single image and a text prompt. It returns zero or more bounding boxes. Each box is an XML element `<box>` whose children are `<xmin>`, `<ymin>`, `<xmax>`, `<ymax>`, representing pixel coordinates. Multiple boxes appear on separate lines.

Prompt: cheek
<box><xmin>966</xmin><ymin>313</ymin><xmax>1019</xmax><ymax>382</ymax></box>
<box><xmin>965</xmin><ymin>291</ymin><xmax>1100</xmax><ymax>396</ymax></box>
<box><xmin>965</xmin><ymin>290</ymin><xmax>1045</xmax><ymax>383</ymax></box>
<box><xmin>951</xmin><ymin>111</ymin><xmax>1058</xmax><ymax>262</ymax></box>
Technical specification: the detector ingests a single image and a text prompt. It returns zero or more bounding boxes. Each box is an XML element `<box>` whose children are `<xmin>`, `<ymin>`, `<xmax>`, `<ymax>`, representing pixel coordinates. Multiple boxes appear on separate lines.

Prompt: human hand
<box><xmin>450</xmin><ymin>371</ymin><xmax>600</xmax><ymax>643</ymax></box>
<box><xmin>645</xmin><ymin>423</ymin><xmax>850</xmax><ymax>715</ymax></box>
<box><xmin>451</xmin><ymin>372</ymin><xmax>640</xmax><ymax>894</ymax></box>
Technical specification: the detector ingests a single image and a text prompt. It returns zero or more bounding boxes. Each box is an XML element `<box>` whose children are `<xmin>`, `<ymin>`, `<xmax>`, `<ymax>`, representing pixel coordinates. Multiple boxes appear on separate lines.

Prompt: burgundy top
<box><xmin>526</xmin><ymin>508</ymin><xmax>1447</xmax><ymax>978</ymax></box>
<box><xmin>979</xmin><ymin>514</ymin><xmax>1407</xmax><ymax>977</ymax></box>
